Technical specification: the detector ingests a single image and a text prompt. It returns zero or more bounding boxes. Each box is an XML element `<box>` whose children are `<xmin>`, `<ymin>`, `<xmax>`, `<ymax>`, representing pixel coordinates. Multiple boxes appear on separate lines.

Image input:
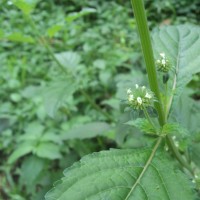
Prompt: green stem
<box><xmin>166</xmin><ymin>135</ymin><xmax>194</xmax><ymax>176</ymax></box>
<box><xmin>143</xmin><ymin>106</ymin><xmax>156</xmax><ymax>130</ymax></box>
<box><xmin>25</xmin><ymin>15</ymin><xmax>113</xmax><ymax>122</ymax></box>
<box><xmin>131</xmin><ymin>0</ymin><xmax>194</xmax><ymax>176</ymax></box>
<box><xmin>131</xmin><ymin>0</ymin><xmax>165</xmax><ymax>125</ymax></box>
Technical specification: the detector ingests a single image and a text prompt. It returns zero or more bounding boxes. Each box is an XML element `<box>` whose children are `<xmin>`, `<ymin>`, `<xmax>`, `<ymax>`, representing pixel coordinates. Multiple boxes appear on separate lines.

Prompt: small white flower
<box><xmin>174</xmin><ymin>141</ymin><xmax>179</xmax><ymax>147</ymax></box>
<box><xmin>128</xmin><ymin>94</ymin><xmax>134</xmax><ymax>101</ymax></box>
<box><xmin>145</xmin><ymin>92</ymin><xmax>151</xmax><ymax>99</ymax></box>
<box><xmin>161</xmin><ymin>59</ymin><xmax>166</xmax><ymax>65</ymax></box>
<box><xmin>135</xmin><ymin>84</ymin><xmax>139</xmax><ymax>89</ymax></box>
<box><xmin>142</xmin><ymin>86</ymin><xmax>146</xmax><ymax>90</ymax></box>
<box><xmin>137</xmin><ymin>97</ymin><xmax>142</xmax><ymax>105</ymax></box>
<box><xmin>127</xmin><ymin>88</ymin><xmax>132</xmax><ymax>94</ymax></box>
<box><xmin>160</xmin><ymin>53</ymin><xmax>165</xmax><ymax>58</ymax></box>
<box><xmin>156</xmin><ymin>59</ymin><xmax>161</xmax><ymax>63</ymax></box>
<box><xmin>172</xmin><ymin>136</ymin><xmax>176</xmax><ymax>140</ymax></box>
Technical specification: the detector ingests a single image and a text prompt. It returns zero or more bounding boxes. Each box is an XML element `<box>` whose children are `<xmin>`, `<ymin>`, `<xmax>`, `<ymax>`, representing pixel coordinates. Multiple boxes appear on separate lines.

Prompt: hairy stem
<box><xmin>131</xmin><ymin>0</ymin><xmax>165</xmax><ymax>125</ymax></box>
<box><xmin>130</xmin><ymin>0</ymin><xmax>194</xmax><ymax>176</ymax></box>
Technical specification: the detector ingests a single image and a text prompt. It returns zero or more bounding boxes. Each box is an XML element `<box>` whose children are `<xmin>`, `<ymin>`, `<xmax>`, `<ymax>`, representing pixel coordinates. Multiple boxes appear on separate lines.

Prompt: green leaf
<box><xmin>63</xmin><ymin>122</ymin><xmax>111</xmax><ymax>140</ymax></box>
<box><xmin>43</xmin><ymin>80</ymin><xmax>78</xmax><ymax>118</ymax></box>
<box><xmin>152</xmin><ymin>25</ymin><xmax>200</xmax><ymax>109</ymax></box>
<box><xmin>125</xmin><ymin>118</ymin><xmax>157</xmax><ymax>135</ymax></box>
<box><xmin>8</xmin><ymin>141</ymin><xmax>35</xmax><ymax>164</ymax></box>
<box><xmin>47</xmin><ymin>25</ymin><xmax>63</xmax><ymax>38</ymax></box>
<box><xmin>6</xmin><ymin>32</ymin><xmax>35</xmax><ymax>43</ymax></box>
<box><xmin>19</xmin><ymin>155</ymin><xmax>45</xmax><ymax>193</ymax></box>
<box><xmin>12</xmin><ymin>0</ymin><xmax>38</xmax><ymax>15</ymax></box>
<box><xmin>162</xmin><ymin>123</ymin><xmax>188</xmax><ymax>136</ymax></box>
<box><xmin>65</xmin><ymin>8</ymin><xmax>96</xmax><ymax>23</ymax></box>
<box><xmin>54</xmin><ymin>51</ymin><xmax>81</xmax><ymax>72</ymax></box>
<box><xmin>45</xmin><ymin>145</ymin><xmax>195</xmax><ymax>200</ymax></box>
<box><xmin>34</xmin><ymin>142</ymin><xmax>62</xmax><ymax>160</ymax></box>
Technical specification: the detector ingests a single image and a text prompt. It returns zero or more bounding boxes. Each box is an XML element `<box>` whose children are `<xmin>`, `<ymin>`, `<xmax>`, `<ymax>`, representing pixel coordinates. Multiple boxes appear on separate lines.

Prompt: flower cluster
<box><xmin>155</xmin><ymin>53</ymin><xmax>171</xmax><ymax>73</ymax></box>
<box><xmin>127</xmin><ymin>84</ymin><xmax>154</xmax><ymax>110</ymax></box>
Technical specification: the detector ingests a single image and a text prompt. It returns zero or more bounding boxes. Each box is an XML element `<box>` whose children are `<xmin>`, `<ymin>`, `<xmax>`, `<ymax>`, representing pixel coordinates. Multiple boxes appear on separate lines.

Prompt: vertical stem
<box><xmin>131</xmin><ymin>0</ymin><xmax>165</xmax><ymax>125</ymax></box>
<box><xmin>130</xmin><ymin>0</ymin><xmax>195</xmax><ymax>176</ymax></box>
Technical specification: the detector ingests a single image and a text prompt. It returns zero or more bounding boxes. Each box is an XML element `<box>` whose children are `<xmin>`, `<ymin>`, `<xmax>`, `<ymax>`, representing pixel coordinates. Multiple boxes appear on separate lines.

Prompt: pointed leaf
<box><xmin>45</xmin><ymin>147</ymin><xmax>195</xmax><ymax>200</ymax></box>
<box><xmin>63</xmin><ymin>122</ymin><xmax>111</xmax><ymax>140</ymax></box>
<box><xmin>152</xmin><ymin>25</ymin><xmax>200</xmax><ymax>109</ymax></box>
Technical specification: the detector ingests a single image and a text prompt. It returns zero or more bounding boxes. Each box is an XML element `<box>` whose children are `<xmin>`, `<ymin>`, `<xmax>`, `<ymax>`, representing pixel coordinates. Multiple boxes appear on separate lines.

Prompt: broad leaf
<box><xmin>45</xmin><ymin>146</ymin><xmax>195</xmax><ymax>200</ymax></box>
<box><xmin>43</xmin><ymin>80</ymin><xmax>78</xmax><ymax>118</ymax></box>
<box><xmin>152</xmin><ymin>25</ymin><xmax>200</xmax><ymax>112</ymax></box>
<box><xmin>54</xmin><ymin>51</ymin><xmax>81</xmax><ymax>72</ymax></box>
<box><xmin>63</xmin><ymin>122</ymin><xmax>111</xmax><ymax>140</ymax></box>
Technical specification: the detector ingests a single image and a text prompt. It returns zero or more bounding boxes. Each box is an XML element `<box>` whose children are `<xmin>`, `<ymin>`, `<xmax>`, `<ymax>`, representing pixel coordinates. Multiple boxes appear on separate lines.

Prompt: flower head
<box><xmin>156</xmin><ymin>52</ymin><xmax>171</xmax><ymax>73</ymax></box>
<box><xmin>145</xmin><ymin>92</ymin><xmax>152</xmax><ymax>99</ymax></box>
<box><xmin>126</xmin><ymin>84</ymin><xmax>155</xmax><ymax>110</ymax></box>
<box><xmin>127</xmin><ymin>88</ymin><xmax>132</xmax><ymax>94</ymax></box>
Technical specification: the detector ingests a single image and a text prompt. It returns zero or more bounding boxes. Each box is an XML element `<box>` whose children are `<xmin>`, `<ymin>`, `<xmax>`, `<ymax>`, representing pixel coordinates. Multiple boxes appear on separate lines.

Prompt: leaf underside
<box><xmin>45</xmin><ymin>148</ymin><xmax>194</xmax><ymax>200</ymax></box>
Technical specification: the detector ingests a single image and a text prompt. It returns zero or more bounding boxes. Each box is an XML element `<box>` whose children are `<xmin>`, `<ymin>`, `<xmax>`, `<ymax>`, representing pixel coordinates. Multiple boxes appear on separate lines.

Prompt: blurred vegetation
<box><xmin>0</xmin><ymin>0</ymin><xmax>199</xmax><ymax>199</ymax></box>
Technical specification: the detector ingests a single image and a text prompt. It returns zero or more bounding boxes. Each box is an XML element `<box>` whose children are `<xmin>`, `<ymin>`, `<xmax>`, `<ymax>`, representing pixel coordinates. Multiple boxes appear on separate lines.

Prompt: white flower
<box><xmin>128</xmin><ymin>94</ymin><xmax>134</xmax><ymax>101</ymax></box>
<box><xmin>142</xmin><ymin>86</ymin><xmax>146</xmax><ymax>90</ymax></box>
<box><xmin>145</xmin><ymin>92</ymin><xmax>151</xmax><ymax>99</ymax></box>
<box><xmin>161</xmin><ymin>59</ymin><xmax>166</xmax><ymax>65</ymax></box>
<box><xmin>156</xmin><ymin>59</ymin><xmax>161</xmax><ymax>63</ymax></box>
<box><xmin>127</xmin><ymin>88</ymin><xmax>132</xmax><ymax>94</ymax></box>
<box><xmin>135</xmin><ymin>84</ymin><xmax>139</xmax><ymax>89</ymax></box>
<box><xmin>160</xmin><ymin>53</ymin><xmax>165</xmax><ymax>58</ymax></box>
<box><xmin>137</xmin><ymin>97</ymin><xmax>142</xmax><ymax>105</ymax></box>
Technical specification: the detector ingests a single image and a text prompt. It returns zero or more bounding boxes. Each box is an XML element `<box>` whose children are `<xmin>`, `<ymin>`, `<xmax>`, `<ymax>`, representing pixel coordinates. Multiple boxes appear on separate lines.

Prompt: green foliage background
<box><xmin>0</xmin><ymin>0</ymin><xmax>199</xmax><ymax>199</ymax></box>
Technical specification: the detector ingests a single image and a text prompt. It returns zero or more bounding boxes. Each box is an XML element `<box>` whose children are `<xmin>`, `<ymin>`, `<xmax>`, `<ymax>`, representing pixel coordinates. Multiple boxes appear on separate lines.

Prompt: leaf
<box><xmin>152</xmin><ymin>25</ymin><xmax>200</xmax><ymax>109</ymax></box>
<box><xmin>19</xmin><ymin>155</ymin><xmax>45</xmax><ymax>193</ymax></box>
<box><xmin>125</xmin><ymin>118</ymin><xmax>157</xmax><ymax>135</ymax></box>
<box><xmin>34</xmin><ymin>142</ymin><xmax>62</xmax><ymax>160</ymax></box>
<box><xmin>45</xmin><ymin>145</ymin><xmax>195</xmax><ymax>200</ymax></box>
<box><xmin>47</xmin><ymin>25</ymin><xmax>63</xmax><ymax>38</ymax></box>
<box><xmin>65</xmin><ymin>8</ymin><xmax>96</xmax><ymax>23</ymax></box>
<box><xmin>12</xmin><ymin>0</ymin><xmax>38</xmax><ymax>15</ymax></box>
<box><xmin>162</xmin><ymin>123</ymin><xmax>188</xmax><ymax>136</ymax></box>
<box><xmin>43</xmin><ymin>80</ymin><xmax>78</xmax><ymax>118</ymax></box>
<box><xmin>63</xmin><ymin>122</ymin><xmax>111</xmax><ymax>140</ymax></box>
<box><xmin>54</xmin><ymin>51</ymin><xmax>81</xmax><ymax>72</ymax></box>
<box><xmin>6</xmin><ymin>32</ymin><xmax>35</xmax><ymax>43</ymax></box>
<box><xmin>8</xmin><ymin>141</ymin><xmax>35</xmax><ymax>164</ymax></box>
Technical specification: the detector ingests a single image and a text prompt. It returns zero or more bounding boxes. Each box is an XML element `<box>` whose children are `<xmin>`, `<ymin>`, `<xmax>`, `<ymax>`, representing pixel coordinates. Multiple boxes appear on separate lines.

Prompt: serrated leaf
<box><xmin>162</xmin><ymin>123</ymin><xmax>188</xmax><ymax>136</ymax></box>
<box><xmin>125</xmin><ymin>118</ymin><xmax>157</xmax><ymax>135</ymax></box>
<box><xmin>152</xmin><ymin>25</ymin><xmax>200</xmax><ymax>110</ymax></box>
<box><xmin>63</xmin><ymin>122</ymin><xmax>111</xmax><ymax>140</ymax></box>
<box><xmin>43</xmin><ymin>80</ymin><xmax>77</xmax><ymax>118</ymax></box>
<box><xmin>45</xmin><ymin>146</ymin><xmax>195</xmax><ymax>200</ymax></box>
